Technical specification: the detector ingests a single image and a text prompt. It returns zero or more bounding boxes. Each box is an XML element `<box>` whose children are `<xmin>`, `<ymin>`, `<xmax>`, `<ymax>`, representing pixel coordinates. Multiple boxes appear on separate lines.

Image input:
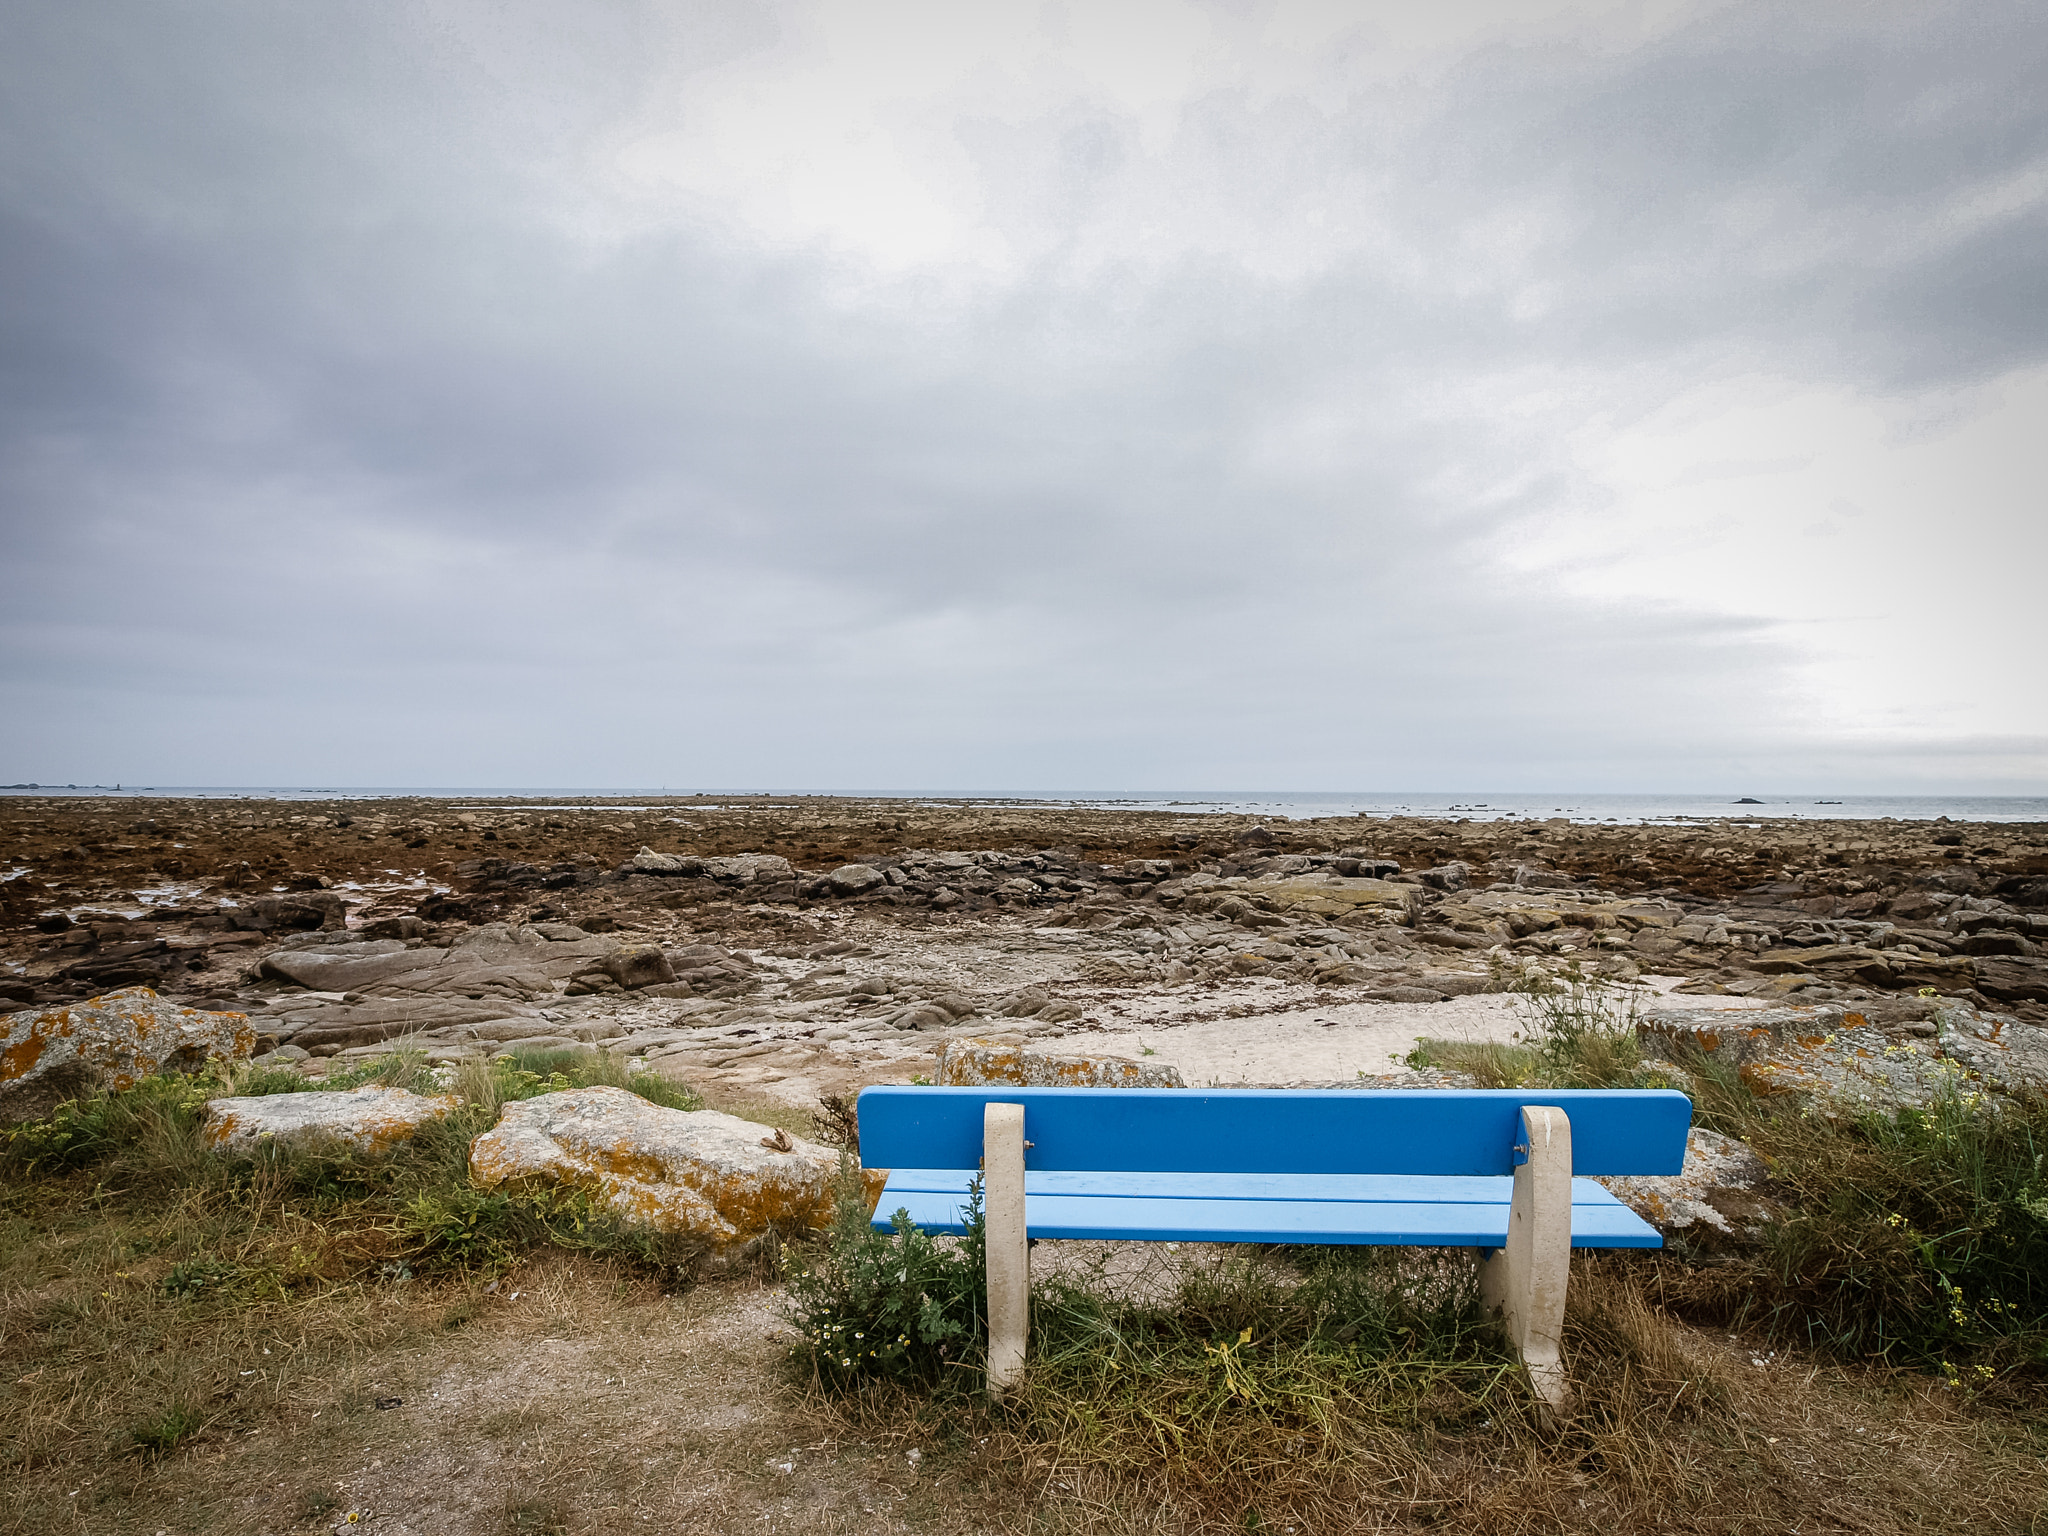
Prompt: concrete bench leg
<box><xmin>983</xmin><ymin>1102</ymin><xmax>1029</xmax><ymax>1398</ymax></box>
<box><xmin>1478</xmin><ymin>1105</ymin><xmax>1572</xmax><ymax>1418</ymax></box>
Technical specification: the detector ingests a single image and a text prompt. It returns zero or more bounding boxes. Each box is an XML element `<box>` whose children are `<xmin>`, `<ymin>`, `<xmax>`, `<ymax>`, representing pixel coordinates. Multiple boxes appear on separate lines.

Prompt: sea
<box><xmin>3</xmin><ymin>786</ymin><xmax>2045</xmax><ymax>826</ymax></box>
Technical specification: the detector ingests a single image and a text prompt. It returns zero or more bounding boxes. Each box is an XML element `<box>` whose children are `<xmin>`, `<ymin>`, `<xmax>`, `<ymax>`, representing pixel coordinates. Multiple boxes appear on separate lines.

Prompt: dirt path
<box><xmin>21</xmin><ymin>1260</ymin><xmax>998</xmax><ymax>1536</ymax></box>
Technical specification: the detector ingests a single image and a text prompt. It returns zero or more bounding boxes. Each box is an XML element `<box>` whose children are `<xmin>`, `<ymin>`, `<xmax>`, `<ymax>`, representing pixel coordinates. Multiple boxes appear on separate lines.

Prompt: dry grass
<box><xmin>13</xmin><ymin>1186</ymin><xmax>2047</xmax><ymax>1536</ymax></box>
<box><xmin>11</xmin><ymin>1027</ymin><xmax>2048</xmax><ymax>1535</ymax></box>
<box><xmin>0</xmin><ymin>1056</ymin><xmax>991</xmax><ymax>1534</ymax></box>
<box><xmin>791</xmin><ymin>1253</ymin><xmax>2048</xmax><ymax>1535</ymax></box>
<box><xmin>685</xmin><ymin>1081</ymin><xmax>831</xmax><ymax>1144</ymax></box>
<box><xmin>2</xmin><ymin>1233</ymin><xmax>1015</xmax><ymax>1536</ymax></box>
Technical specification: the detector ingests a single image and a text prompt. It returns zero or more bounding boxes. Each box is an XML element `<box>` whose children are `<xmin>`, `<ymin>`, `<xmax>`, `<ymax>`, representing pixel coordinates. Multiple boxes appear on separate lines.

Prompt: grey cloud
<box><xmin>1425</xmin><ymin>0</ymin><xmax>2048</xmax><ymax>387</ymax></box>
<box><xmin>1</xmin><ymin>1</ymin><xmax>2042</xmax><ymax>789</ymax></box>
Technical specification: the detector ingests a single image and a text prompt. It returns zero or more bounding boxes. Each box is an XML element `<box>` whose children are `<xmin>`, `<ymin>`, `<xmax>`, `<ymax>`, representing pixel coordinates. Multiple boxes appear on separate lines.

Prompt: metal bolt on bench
<box><xmin>856</xmin><ymin>1086</ymin><xmax>1692</xmax><ymax>1413</ymax></box>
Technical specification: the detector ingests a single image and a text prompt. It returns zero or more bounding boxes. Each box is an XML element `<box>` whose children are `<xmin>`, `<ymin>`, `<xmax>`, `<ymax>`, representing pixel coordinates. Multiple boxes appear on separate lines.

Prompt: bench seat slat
<box><xmin>877</xmin><ymin>1187</ymin><xmax>1662</xmax><ymax>1248</ymax></box>
<box><xmin>879</xmin><ymin>1168</ymin><xmax>1633</xmax><ymax>1208</ymax></box>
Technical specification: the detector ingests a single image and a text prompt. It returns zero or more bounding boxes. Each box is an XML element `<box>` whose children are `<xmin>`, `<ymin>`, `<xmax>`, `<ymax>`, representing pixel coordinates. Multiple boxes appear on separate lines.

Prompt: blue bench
<box><xmin>857</xmin><ymin>1085</ymin><xmax>1692</xmax><ymax>1409</ymax></box>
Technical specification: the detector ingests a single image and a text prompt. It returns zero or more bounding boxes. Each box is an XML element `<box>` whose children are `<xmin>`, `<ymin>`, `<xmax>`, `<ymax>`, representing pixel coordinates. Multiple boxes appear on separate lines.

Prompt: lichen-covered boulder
<box><xmin>468</xmin><ymin>1086</ymin><xmax>881</xmax><ymax>1245</ymax></box>
<box><xmin>1596</xmin><ymin>1128</ymin><xmax>1775</xmax><ymax>1248</ymax></box>
<box><xmin>1640</xmin><ymin>1001</ymin><xmax>2048</xmax><ymax>1109</ymax></box>
<box><xmin>204</xmin><ymin>1086</ymin><xmax>460</xmax><ymax>1155</ymax></box>
<box><xmin>936</xmin><ymin>1037</ymin><xmax>1186</xmax><ymax>1089</ymax></box>
<box><xmin>1</xmin><ymin>988</ymin><xmax>255</xmax><ymax>1123</ymax></box>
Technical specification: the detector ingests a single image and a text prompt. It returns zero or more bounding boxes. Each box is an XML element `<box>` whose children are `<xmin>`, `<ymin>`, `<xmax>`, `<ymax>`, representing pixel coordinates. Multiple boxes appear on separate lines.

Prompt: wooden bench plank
<box><xmin>878</xmin><ymin>1168</ymin><xmax>1636</xmax><ymax>1208</ymax></box>
<box><xmin>877</xmin><ymin>1187</ymin><xmax>1662</xmax><ymax>1247</ymax></box>
<box><xmin>858</xmin><ymin>1087</ymin><xmax>1691</xmax><ymax>1176</ymax></box>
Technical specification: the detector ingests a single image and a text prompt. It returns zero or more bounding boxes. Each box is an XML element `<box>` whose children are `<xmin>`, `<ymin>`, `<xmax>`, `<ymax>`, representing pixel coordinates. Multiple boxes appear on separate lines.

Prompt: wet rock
<box><xmin>468</xmin><ymin>1086</ymin><xmax>879</xmax><ymax>1245</ymax></box>
<box><xmin>1965</xmin><ymin>931</ymin><xmax>2040</xmax><ymax>957</ymax></box>
<box><xmin>203</xmin><ymin>1085</ymin><xmax>460</xmax><ymax>1155</ymax></box>
<box><xmin>1888</xmin><ymin>891</ymin><xmax>1945</xmax><ymax>922</ymax></box>
<box><xmin>453</xmin><ymin>857</ymin><xmax>548</xmax><ymax>889</ymax></box>
<box><xmin>247</xmin><ymin>892</ymin><xmax>349</xmax><ymax>931</ymax></box>
<box><xmin>415</xmin><ymin>892</ymin><xmax>502</xmax><ymax>924</ymax></box>
<box><xmin>53</xmin><ymin>937</ymin><xmax>183</xmax><ymax>991</ymax></box>
<box><xmin>604</xmin><ymin>943</ymin><xmax>677</xmax><ymax>990</ymax></box>
<box><xmin>1418</xmin><ymin>862</ymin><xmax>1471</xmax><ymax>892</ymax></box>
<box><xmin>936</xmin><ymin>1037</ymin><xmax>1187</xmax><ymax>1088</ymax></box>
<box><xmin>1596</xmin><ymin>1128</ymin><xmax>1774</xmax><ymax>1247</ymax></box>
<box><xmin>822</xmin><ymin>864</ymin><xmax>887</xmax><ymax>897</ymax></box>
<box><xmin>1</xmin><ymin>987</ymin><xmax>255</xmax><ymax>1123</ymax></box>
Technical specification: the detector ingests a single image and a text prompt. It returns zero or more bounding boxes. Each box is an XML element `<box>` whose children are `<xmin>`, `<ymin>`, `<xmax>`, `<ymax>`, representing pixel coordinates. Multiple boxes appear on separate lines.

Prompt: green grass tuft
<box><xmin>128</xmin><ymin>1402</ymin><xmax>207</xmax><ymax>1459</ymax></box>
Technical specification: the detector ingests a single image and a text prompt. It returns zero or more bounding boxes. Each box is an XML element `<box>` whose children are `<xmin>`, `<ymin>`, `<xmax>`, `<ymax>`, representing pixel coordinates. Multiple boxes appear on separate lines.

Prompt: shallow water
<box><xmin>2</xmin><ymin>784</ymin><xmax>2043</xmax><ymax>824</ymax></box>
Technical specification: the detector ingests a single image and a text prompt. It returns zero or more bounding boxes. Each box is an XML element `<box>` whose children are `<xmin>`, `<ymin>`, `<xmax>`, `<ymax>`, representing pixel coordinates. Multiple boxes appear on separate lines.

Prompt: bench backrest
<box><xmin>858</xmin><ymin>1087</ymin><xmax>1691</xmax><ymax>1177</ymax></box>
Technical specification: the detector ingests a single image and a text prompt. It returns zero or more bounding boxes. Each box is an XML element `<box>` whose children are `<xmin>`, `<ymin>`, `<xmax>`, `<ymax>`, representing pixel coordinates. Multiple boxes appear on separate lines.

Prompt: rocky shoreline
<box><xmin>4</xmin><ymin>796</ymin><xmax>2045</xmax><ymax>1115</ymax></box>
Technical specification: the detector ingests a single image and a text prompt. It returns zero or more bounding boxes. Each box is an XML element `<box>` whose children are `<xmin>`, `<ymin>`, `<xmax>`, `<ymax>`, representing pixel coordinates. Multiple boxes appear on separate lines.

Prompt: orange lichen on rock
<box><xmin>203</xmin><ymin>1086</ymin><xmax>461</xmax><ymax>1155</ymax></box>
<box><xmin>468</xmin><ymin>1086</ymin><xmax>880</xmax><ymax>1246</ymax></box>
<box><xmin>936</xmin><ymin>1037</ymin><xmax>1187</xmax><ymax>1089</ymax></box>
<box><xmin>1</xmin><ymin>987</ymin><xmax>254</xmax><ymax>1123</ymax></box>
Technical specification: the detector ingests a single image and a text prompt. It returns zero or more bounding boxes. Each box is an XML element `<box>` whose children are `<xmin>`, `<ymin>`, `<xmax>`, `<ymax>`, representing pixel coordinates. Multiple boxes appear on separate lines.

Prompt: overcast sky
<box><xmin>2</xmin><ymin>0</ymin><xmax>2043</xmax><ymax>793</ymax></box>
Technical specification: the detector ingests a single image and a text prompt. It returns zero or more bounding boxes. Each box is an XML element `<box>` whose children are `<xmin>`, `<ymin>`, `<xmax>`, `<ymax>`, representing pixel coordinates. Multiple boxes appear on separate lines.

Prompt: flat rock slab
<box><xmin>281</xmin><ymin>1000</ymin><xmax>547</xmax><ymax>1050</ymax></box>
<box><xmin>1196</xmin><ymin>873</ymin><xmax>1412</xmax><ymax>921</ymax></box>
<box><xmin>2</xmin><ymin>987</ymin><xmax>254</xmax><ymax>1123</ymax></box>
<box><xmin>1638</xmin><ymin>1003</ymin><xmax>1857</xmax><ymax>1068</ymax></box>
<box><xmin>259</xmin><ymin>923</ymin><xmax>621</xmax><ymax>1000</ymax></box>
<box><xmin>937</xmin><ymin>1037</ymin><xmax>1186</xmax><ymax>1088</ymax></box>
<box><xmin>204</xmin><ymin>1085</ymin><xmax>461</xmax><ymax>1154</ymax></box>
<box><xmin>262</xmin><ymin>944</ymin><xmax>452</xmax><ymax>992</ymax></box>
<box><xmin>468</xmin><ymin>1086</ymin><xmax>882</xmax><ymax>1245</ymax></box>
